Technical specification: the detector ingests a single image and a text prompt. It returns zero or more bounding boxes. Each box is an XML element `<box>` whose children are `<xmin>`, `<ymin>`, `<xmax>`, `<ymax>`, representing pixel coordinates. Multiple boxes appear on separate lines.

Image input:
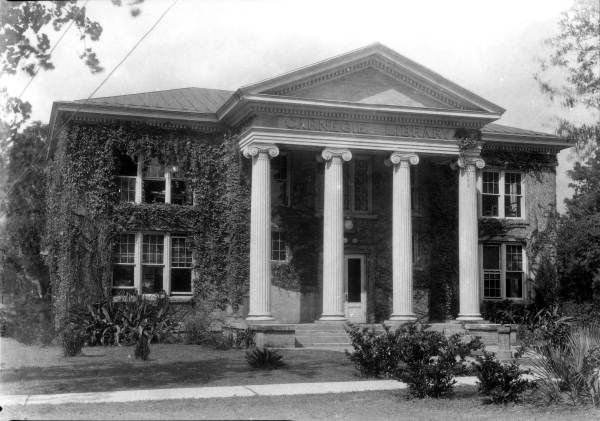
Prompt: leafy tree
<box><xmin>1</xmin><ymin>122</ymin><xmax>49</xmax><ymax>297</ymax></box>
<box><xmin>0</xmin><ymin>0</ymin><xmax>144</xmax><ymax>140</ymax></box>
<box><xmin>536</xmin><ymin>0</ymin><xmax>600</xmax><ymax>303</ymax></box>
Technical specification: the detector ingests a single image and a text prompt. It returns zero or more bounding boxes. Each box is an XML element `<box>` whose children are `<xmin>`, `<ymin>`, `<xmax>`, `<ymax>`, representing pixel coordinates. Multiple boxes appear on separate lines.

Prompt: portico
<box><xmin>220</xmin><ymin>43</ymin><xmax>507</xmax><ymax>325</ymax></box>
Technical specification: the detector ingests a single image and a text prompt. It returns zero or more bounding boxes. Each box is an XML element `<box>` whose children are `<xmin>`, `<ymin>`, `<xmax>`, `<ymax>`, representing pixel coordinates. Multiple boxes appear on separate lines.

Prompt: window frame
<box><xmin>116</xmin><ymin>154</ymin><xmax>191</xmax><ymax>205</ymax></box>
<box><xmin>271</xmin><ymin>153</ymin><xmax>291</xmax><ymax>207</ymax></box>
<box><xmin>344</xmin><ymin>157</ymin><xmax>373</xmax><ymax>214</ymax></box>
<box><xmin>478</xmin><ymin>169</ymin><xmax>525</xmax><ymax>219</ymax></box>
<box><xmin>479</xmin><ymin>243</ymin><xmax>527</xmax><ymax>301</ymax></box>
<box><xmin>112</xmin><ymin>232</ymin><xmax>194</xmax><ymax>298</ymax></box>
<box><xmin>271</xmin><ymin>230</ymin><xmax>289</xmax><ymax>263</ymax></box>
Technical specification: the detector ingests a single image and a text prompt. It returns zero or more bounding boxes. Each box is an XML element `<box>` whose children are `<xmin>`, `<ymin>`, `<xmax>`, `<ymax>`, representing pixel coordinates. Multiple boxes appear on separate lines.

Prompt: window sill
<box><xmin>112</xmin><ymin>294</ymin><xmax>193</xmax><ymax>303</ymax></box>
<box><xmin>479</xmin><ymin>217</ymin><xmax>528</xmax><ymax>226</ymax></box>
<box><xmin>314</xmin><ymin>212</ymin><xmax>378</xmax><ymax>219</ymax></box>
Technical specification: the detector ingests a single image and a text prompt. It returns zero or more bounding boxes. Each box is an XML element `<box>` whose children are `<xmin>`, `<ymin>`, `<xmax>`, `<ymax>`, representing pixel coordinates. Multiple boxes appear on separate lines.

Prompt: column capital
<box><xmin>321</xmin><ymin>148</ymin><xmax>352</xmax><ymax>162</ymax></box>
<box><xmin>242</xmin><ymin>144</ymin><xmax>279</xmax><ymax>159</ymax></box>
<box><xmin>456</xmin><ymin>156</ymin><xmax>485</xmax><ymax>171</ymax></box>
<box><xmin>386</xmin><ymin>152</ymin><xmax>419</xmax><ymax>167</ymax></box>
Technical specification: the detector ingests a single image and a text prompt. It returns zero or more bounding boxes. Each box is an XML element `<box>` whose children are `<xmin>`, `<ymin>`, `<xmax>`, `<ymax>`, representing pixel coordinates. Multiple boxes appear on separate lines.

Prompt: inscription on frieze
<box><xmin>280</xmin><ymin>117</ymin><xmax>455</xmax><ymax>140</ymax></box>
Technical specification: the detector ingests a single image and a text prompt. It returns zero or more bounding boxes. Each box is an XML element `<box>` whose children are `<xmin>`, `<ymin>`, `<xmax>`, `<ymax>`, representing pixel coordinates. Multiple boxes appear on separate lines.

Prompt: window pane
<box><xmin>271</xmin><ymin>156</ymin><xmax>288</xmax><ymax>206</ymax></box>
<box><xmin>116</xmin><ymin>154</ymin><xmax>137</xmax><ymax>176</ymax></box>
<box><xmin>271</xmin><ymin>231</ymin><xmax>287</xmax><ymax>261</ymax></box>
<box><xmin>506</xmin><ymin>272</ymin><xmax>523</xmax><ymax>298</ymax></box>
<box><xmin>171</xmin><ymin>180</ymin><xmax>190</xmax><ymax>205</ymax></box>
<box><xmin>504</xmin><ymin>173</ymin><xmax>522</xmax><ymax>195</ymax></box>
<box><xmin>113</xmin><ymin>265</ymin><xmax>134</xmax><ymax>287</ymax></box>
<box><xmin>143</xmin><ymin>179</ymin><xmax>166</xmax><ymax>203</ymax></box>
<box><xmin>483</xmin><ymin>245</ymin><xmax>500</xmax><ymax>269</ymax></box>
<box><xmin>343</xmin><ymin>165</ymin><xmax>350</xmax><ymax>211</ymax></box>
<box><xmin>142</xmin><ymin>266</ymin><xmax>163</xmax><ymax>294</ymax></box>
<box><xmin>143</xmin><ymin>234</ymin><xmax>164</xmax><ymax>264</ymax></box>
<box><xmin>114</xmin><ymin>234</ymin><xmax>135</xmax><ymax>264</ymax></box>
<box><xmin>171</xmin><ymin>268</ymin><xmax>192</xmax><ymax>293</ymax></box>
<box><xmin>171</xmin><ymin>237</ymin><xmax>192</xmax><ymax>267</ymax></box>
<box><xmin>118</xmin><ymin>177</ymin><xmax>136</xmax><ymax>202</ymax></box>
<box><xmin>484</xmin><ymin>272</ymin><xmax>501</xmax><ymax>298</ymax></box>
<box><xmin>482</xmin><ymin>172</ymin><xmax>499</xmax><ymax>194</ymax></box>
<box><xmin>347</xmin><ymin>258</ymin><xmax>362</xmax><ymax>302</ymax></box>
<box><xmin>506</xmin><ymin>245</ymin><xmax>523</xmax><ymax>271</ymax></box>
<box><xmin>482</xmin><ymin>195</ymin><xmax>499</xmax><ymax>217</ymax></box>
<box><xmin>354</xmin><ymin>160</ymin><xmax>369</xmax><ymax>212</ymax></box>
<box><xmin>143</xmin><ymin>158</ymin><xmax>164</xmax><ymax>178</ymax></box>
<box><xmin>504</xmin><ymin>194</ymin><xmax>521</xmax><ymax>218</ymax></box>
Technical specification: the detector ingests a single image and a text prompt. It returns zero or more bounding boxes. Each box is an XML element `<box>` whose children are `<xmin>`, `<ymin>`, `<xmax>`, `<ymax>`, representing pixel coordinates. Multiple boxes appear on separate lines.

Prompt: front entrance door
<box><xmin>344</xmin><ymin>254</ymin><xmax>366</xmax><ymax>323</ymax></box>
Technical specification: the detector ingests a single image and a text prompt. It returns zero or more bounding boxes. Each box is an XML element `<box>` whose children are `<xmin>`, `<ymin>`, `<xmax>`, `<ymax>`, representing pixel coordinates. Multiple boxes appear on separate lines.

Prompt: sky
<box><xmin>3</xmin><ymin>0</ymin><xmax>595</xmax><ymax>211</ymax></box>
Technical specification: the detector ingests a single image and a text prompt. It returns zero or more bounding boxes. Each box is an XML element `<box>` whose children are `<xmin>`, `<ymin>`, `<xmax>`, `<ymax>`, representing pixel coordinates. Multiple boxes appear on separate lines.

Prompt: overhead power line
<box><xmin>6</xmin><ymin>0</ymin><xmax>179</xmax><ymax>197</ymax></box>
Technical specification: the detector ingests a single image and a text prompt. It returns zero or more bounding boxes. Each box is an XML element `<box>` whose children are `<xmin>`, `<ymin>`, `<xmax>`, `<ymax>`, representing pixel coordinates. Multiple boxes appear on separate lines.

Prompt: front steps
<box><xmin>293</xmin><ymin>323</ymin><xmax>351</xmax><ymax>349</ymax></box>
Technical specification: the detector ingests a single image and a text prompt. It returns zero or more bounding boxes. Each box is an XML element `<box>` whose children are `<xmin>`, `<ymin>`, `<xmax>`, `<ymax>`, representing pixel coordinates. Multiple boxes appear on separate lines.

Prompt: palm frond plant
<box><xmin>531</xmin><ymin>322</ymin><xmax>600</xmax><ymax>406</ymax></box>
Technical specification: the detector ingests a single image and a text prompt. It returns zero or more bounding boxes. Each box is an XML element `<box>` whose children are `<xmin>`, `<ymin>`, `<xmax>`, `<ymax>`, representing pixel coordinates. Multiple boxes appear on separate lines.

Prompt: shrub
<box><xmin>519</xmin><ymin>305</ymin><xmax>573</xmax><ymax>349</ymax></box>
<box><xmin>62</xmin><ymin>323</ymin><xmax>85</xmax><ymax>357</ymax></box>
<box><xmin>246</xmin><ymin>347</ymin><xmax>284</xmax><ymax>369</ymax></box>
<box><xmin>134</xmin><ymin>326</ymin><xmax>151</xmax><ymax>361</ymax></box>
<box><xmin>345</xmin><ymin>324</ymin><xmax>392</xmax><ymax>377</ymax></box>
<box><xmin>345</xmin><ymin>322</ymin><xmax>482</xmax><ymax>397</ymax></box>
<box><xmin>4</xmin><ymin>294</ymin><xmax>55</xmax><ymax>345</ymax></box>
<box><xmin>476</xmin><ymin>350</ymin><xmax>534</xmax><ymax>404</ymax></box>
<box><xmin>531</xmin><ymin>323</ymin><xmax>600</xmax><ymax>406</ymax></box>
<box><xmin>394</xmin><ymin>324</ymin><xmax>482</xmax><ymax>398</ymax></box>
<box><xmin>69</xmin><ymin>293</ymin><xmax>179</xmax><ymax>346</ymax></box>
<box><xmin>481</xmin><ymin>300</ymin><xmax>530</xmax><ymax>325</ymax></box>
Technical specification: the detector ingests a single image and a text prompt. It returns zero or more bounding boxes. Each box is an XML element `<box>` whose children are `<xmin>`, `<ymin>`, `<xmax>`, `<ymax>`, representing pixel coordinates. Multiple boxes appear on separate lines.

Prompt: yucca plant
<box><xmin>245</xmin><ymin>347</ymin><xmax>284</xmax><ymax>369</ymax></box>
<box><xmin>531</xmin><ymin>323</ymin><xmax>600</xmax><ymax>406</ymax></box>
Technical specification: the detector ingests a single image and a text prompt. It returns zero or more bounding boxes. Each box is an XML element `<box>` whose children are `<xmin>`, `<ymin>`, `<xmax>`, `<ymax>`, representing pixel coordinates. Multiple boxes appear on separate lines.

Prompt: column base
<box><xmin>456</xmin><ymin>314</ymin><xmax>484</xmax><ymax>322</ymax></box>
<box><xmin>246</xmin><ymin>315</ymin><xmax>276</xmax><ymax>323</ymax></box>
<box><xmin>318</xmin><ymin>314</ymin><xmax>347</xmax><ymax>322</ymax></box>
<box><xmin>386</xmin><ymin>314</ymin><xmax>417</xmax><ymax>324</ymax></box>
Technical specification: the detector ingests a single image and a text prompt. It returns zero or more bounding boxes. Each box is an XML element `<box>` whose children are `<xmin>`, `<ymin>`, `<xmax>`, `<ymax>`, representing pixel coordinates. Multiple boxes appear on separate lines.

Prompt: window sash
<box><xmin>481</xmin><ymin>243</ymin><xmax>525</xmax><ymax>300</ymax></box>
<box><xmin>271</xmin><ymin>231</ymin><xmax>287</xmax><ymax>262</ymax></box>
<box><xmin>343</xmin><ymin>158</ymin><xmax>372</xmax><ymax>213</ymax></box>
<box><xmin>480</xmin><ymin>170</ymin><xmax>524</xmax><ymax>219</ymax></box>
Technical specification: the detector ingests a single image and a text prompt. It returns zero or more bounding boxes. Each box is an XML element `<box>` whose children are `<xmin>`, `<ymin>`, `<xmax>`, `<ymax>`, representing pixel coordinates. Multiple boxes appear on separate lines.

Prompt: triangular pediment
<box><xmin>241</xmin><ymin>43</ymin><xmax>504</xmax><ymax>115</ymax></box>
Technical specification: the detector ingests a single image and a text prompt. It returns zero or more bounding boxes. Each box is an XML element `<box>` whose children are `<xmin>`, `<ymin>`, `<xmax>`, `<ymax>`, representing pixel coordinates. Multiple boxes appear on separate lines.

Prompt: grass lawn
<box><xmin>4</xmin><ymin>389</ymin><xmax>599</xmax><ymax>421</ymax></box>
<box><xmin>0</xmin><ymin>338</ymin><xmax>359</xmax><ymax>395</ymax></box>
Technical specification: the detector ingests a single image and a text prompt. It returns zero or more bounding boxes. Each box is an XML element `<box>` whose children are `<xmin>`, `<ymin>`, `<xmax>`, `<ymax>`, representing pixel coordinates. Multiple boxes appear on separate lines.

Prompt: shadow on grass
<box><xmin>1</xmin><ymin>353</ymin><xmax>357</xmax><ymax>395</ymax></box>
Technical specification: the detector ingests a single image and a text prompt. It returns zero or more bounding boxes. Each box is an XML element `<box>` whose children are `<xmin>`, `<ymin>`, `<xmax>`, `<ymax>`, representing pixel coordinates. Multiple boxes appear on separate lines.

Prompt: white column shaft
<box><xmin>320</xmin><ymin>149</ymin><xmax>351</xmax><ymax>321</ymax></box>
<box><xmin>457</xmin><ymin>157</ymin><xmax>484</xmax><ymax>321</ymax></box>
<box><xmin>388</xmin><ymin>153</ymin><xmax>419</xmax><ymax>322</ymax></box>
<box><xmin>244</xmin><ymin>145</ymin><xmax>279</xmax><ymax>322</ymax></box>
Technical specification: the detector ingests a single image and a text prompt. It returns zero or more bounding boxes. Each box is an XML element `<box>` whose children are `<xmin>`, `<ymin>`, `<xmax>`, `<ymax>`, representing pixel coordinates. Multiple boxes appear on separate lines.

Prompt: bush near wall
<box><xmin>45</xmin><ymin>122</ymin><xmax>249</xmax><ymax>328</ymax></box>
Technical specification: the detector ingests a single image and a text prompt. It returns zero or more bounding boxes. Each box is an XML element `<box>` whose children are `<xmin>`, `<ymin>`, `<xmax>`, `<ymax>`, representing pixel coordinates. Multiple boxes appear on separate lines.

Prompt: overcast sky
<box><xmin>4</xmin><ymin>0</ymin><xmax>594</xmax><ymax>211</ymax></box>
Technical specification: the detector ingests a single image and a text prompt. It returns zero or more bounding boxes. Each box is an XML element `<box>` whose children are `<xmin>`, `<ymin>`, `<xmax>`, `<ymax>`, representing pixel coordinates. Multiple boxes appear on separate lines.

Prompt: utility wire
<box><xmin>6</xmin><ymin>0</ymin><xmax>179</xmax><ymax>197</ymax></box>
<box><xmin>17</xmin><ymin>0</ymin><xmax>91</xmax><ymax>100</ymax></box>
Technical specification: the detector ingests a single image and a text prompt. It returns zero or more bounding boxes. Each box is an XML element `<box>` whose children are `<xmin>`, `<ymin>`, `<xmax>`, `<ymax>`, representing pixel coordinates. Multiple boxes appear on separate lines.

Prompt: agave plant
<box><xmin>531</xmin><ymin>323</ymin><xmax>600</xmax><ymax>406</ymax></box>
<box><xmin>245</xmin><ymin>347</ymin><xmax>284</xmax><ymax>369</ymax></box>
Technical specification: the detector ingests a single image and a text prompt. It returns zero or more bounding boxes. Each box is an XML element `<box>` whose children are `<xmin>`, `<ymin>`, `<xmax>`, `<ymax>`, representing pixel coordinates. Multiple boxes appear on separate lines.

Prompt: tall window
<box><xmin>116</xmin><ymin>155</ymin><xmax>137</xmax><ymax>203</ymax></box>
<box><xmin>117</xmin><ymin>154</ymin><xmax>190</xmax><ymax>205</ymax></box>
<box><xmin>143</xmin><ymin>158</ymin><xmax>166</xmax><ymax>203</ymax></box>
<box><xmin>171</xmin><ymin>236</ymin><xmax>192</xmax><ymax>294</ymax></box>
<box><xmin>112</xmin><ymin>234</ymin><xmax>136</xmax><ymax>294</ymax></box>
<box><xmin>271</xmin><ymin>155</ymin><xmax>289</xmax><ymax>206</ymax></box>
<box><xmin>480</xmin><ymin>170</ymin><xmax>523</xmax><ymax>218</ymax></box>
<box><xmin>344</xmin><ymin>158</ymin><xmax>372</xmax><ymax>213</ymax></box>
<box><xmin>271</xmin><ymin>231</ymin><xmax>287</xmax><ymax>262</ymax></box>
<box><xmin>170</xmin><ymin>166</ymin><xmax>191</xmax><ymax>205</ymax></box>
<box><xmin>482</xmin><ymin>243</ymin><xmax>525</xmax><ymax>300</ymax></box>
<box><xmin>112</xmin><ymin>232</ymin><xmax>193</xmax><ymax>297</ymax></box>
<box><xmin>142</xmin><ymin>234</ymin><xmax>164</xmax><ymax>294</ymax></box>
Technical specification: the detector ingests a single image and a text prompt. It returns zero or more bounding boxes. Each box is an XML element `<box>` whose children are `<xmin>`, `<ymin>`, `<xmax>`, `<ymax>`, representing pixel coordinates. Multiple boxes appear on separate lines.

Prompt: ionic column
<box><xmin>320</xmin><ymin>148</ymin><xmax>352</xmax><ymax>321</ymax></box>
<box><xmin>456</xmin><ymin>155</ymin><xmax>485</xmax><ymax>321</ymax></box>
<box><xmin>243</xmin><ymin>144</ymin><xmax>279</xmax><ymax>322</ymax></box>
<box><xmin>386</xmin><ymin>152</ymin><xmax>419</xmax><ymax>323</ymax></box>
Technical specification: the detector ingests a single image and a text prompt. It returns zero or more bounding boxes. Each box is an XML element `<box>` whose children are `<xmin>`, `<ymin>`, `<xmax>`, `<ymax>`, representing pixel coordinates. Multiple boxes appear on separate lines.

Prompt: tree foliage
<box><xmin>0</xmin><ymin>0</ymin><xmax>144</xmax><ymax>139</ymax></box>
<box><xmin>1</xmin><ymin>122</ymin><xmax>49</xmax><ymax>297</ymax></box>
<box><xmin>538</xmin><ymin>0</ymin><xmax>600</xmax><ymax>304</ymax></box>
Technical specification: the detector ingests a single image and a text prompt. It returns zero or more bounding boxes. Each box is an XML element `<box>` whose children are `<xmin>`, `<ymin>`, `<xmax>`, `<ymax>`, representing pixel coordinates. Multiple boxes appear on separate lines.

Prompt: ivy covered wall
<box><xmin>45</xmin><ymin>121</ymin><xmax>249</xmax><ymax>327</ymax></box>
